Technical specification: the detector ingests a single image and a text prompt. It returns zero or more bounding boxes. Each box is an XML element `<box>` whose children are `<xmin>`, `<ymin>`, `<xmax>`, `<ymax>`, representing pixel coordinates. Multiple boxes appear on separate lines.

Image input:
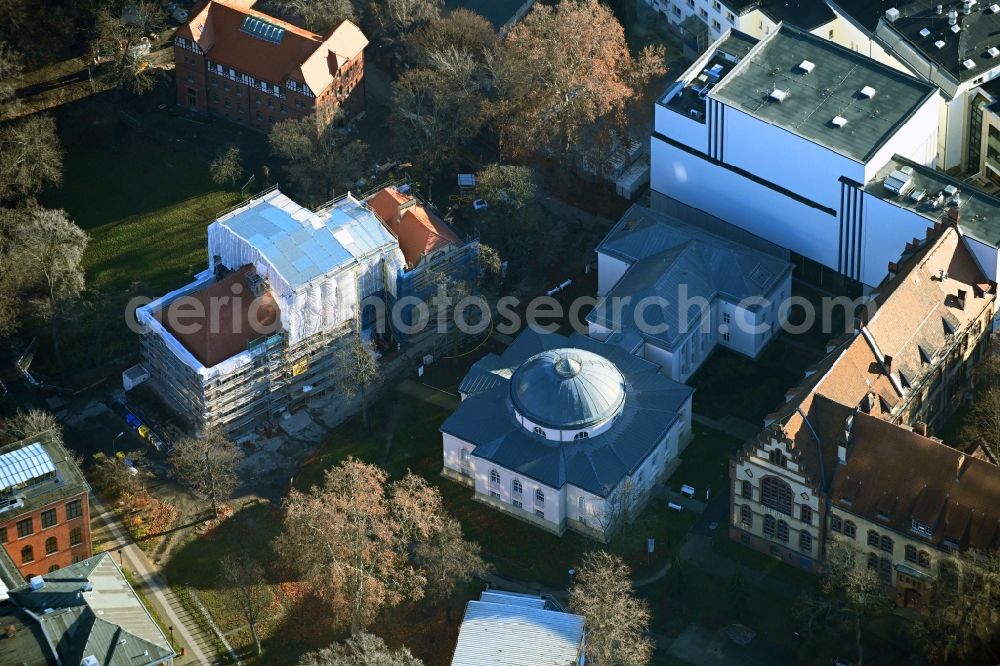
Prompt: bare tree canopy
<box><xmin>474</xmin><ymin>164</ymin><xmax>536</xmax><ymax>209</ymax></box>
<box><xmin>89</xmin><ymin>0</ymin><xmax>164</xmax><ymax>97</ymax></box>
<box><xmin>569</xmin><ymin>550</ymin><xmax>653</xmax><ymax>666</ymax></box>
<box><xmin>368</xmin><ymin>0</ymin><xmax>442</xmax><ymax>41</ymax></box>
<box><xmin>220</xmin><ymin>551</ymin><xmax>271</xmax><ymax>657</ymax></box>
<box><xmin>0</xmin><ymin>114</ymin><xmax>63</xmax><ymax>202</ymax></box>
<box><xmin>259</xmin><ymin>0</ymin><xmax>358</xmax><ymax>33</ymax></box>
<box><xmin>407</xmin><ymin>9</ymin><xmax>496</xmax><ymax>68</ymax></box>
<box><xmin>490</xmin><ymin>0</ymin><xmax>665</xmax><ymax>168</ymax></box>
<box><xmin>0</xmin><ymin>41</ymin><xmax>24</xmax><ymax>110</ymax></box>
<box><xmin>210</xmin><ymin>146</ymin><xmax>246</xmax><ymax>187</ymax></box>
<box><xmin>269</xmin><ymin>116</ymin><xmax>368</xmax><ymax>205</ymax></box>
<box><xmin>2</xmin><ymin>409</ymin><xmax>61</xmax><ymax>445</ymax></box>
<box><xmin>335</xmin><ymin>330</ymin><xmax>380</xmax><ymax>430</ymax></box>
<box><xmin>169</xmin><ymin>429</ymin><xmax>243</xmax><ymax>518</ymax></box>
<box><xmin>278</xmin><ymin>459</ymin><xmax>443</xmax><ymax>634</ymax></box>
<box><xmin>297</xmin><ymin>632</ymin><xmax>423</xmax><ymax>666</ymax></box>
<box><xmin>913</xmin><ymin>548</ymin><xmax>1000</xmax><ymax>664</ymax></box>
<box><xmin>414</xmin><ymin>516</ymin><xmax>490</xmax><ymax>602</ymax></box>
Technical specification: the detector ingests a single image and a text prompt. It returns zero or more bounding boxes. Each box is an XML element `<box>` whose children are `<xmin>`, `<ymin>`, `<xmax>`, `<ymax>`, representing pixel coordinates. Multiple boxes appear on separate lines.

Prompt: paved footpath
<box><xmin>90</xmin><ymin>493</ymin><xmax>217</xmax><ymax>665</ymax></box>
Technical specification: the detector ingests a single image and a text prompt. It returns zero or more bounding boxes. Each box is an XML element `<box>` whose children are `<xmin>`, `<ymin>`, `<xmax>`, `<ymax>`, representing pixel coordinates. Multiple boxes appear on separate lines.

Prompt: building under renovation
<box><xmin>133</xmin><ymin>187</ymin><xmax>404</xmax><ymax>435</ymax></box>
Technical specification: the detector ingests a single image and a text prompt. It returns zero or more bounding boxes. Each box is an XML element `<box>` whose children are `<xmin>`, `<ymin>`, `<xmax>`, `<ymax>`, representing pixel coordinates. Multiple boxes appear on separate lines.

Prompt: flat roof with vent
<box><xmin>832</xmin><ymin>115</ymin><xmax>848</xmax><ymax>127</ymax></box>
<box><xmin>709</xmin><ymin>24</ymin><xmax>937</xmax><ymax>162</ymax></box>
<box><xmin>798</xmin><ymin>59</ymin><xmax>815</xmax><ymax>73</ymax></box>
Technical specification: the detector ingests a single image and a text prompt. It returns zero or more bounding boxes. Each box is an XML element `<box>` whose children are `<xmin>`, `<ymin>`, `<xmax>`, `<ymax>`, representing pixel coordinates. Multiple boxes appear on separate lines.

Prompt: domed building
<box><xmin>441</xmin><ymin>329</ymin><xmax>693</xmax><ymax>541</ymax></box>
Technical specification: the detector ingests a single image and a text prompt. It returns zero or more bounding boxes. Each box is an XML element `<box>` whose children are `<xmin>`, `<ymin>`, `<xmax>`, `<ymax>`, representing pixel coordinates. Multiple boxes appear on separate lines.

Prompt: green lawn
<box><xmin>50</xmin><ymin>128</ymin><xmax>242</xmax><ymax>294</ymax></box>
<box><xmin>667</xmin><ymin>426</ymin><xmax>743</xmax><ymax>499</ymax></box>
<box><xmin>689</xmin><ymin>338</ymin><xmax>821</xmax><ymax>423</ymax></box>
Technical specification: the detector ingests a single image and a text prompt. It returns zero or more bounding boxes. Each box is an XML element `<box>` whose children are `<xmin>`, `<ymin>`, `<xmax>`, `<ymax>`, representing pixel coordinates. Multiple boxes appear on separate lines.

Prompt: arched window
<box><xmin>844</xmin><ymin>521</ymin><xmax>857</xmax><ymax>539</ymax></box>
<box><xmin>460</xmin><ymin>448</ymin><xmax>470</xmax><ymax>463</ymax></box>
<box><xmin>535</xmin><ymin>489</ymin><xmax>544</xmax><ymax>505</ymax></box>
<box><xmin>573</xmin><ymin>431</ymin><xmax>589</xmax><ymax>440</ymax></box>
<box><xmin>905</xmin><ymin>545</ymin><xmax>917</xmax><ymax>563</ymax></box>
<box><xmin>740</xmin><ymin>505</ymin><xmax>752</xmax><ymax>528</ymax></box>
<box><xmin>45</xmin><ymin>537</ymin><xmax>57</xmax><ymax>555</ymax></box>
<box><xmin>21</xmin><ymin>545</ymin><xmax>33</xmax><ymax>564</ymax></box>
<box><xmin>867</xmin><ymin>530</ymin><xmax>879</xmax><ymax>547</ymax></box>
<box><xmin>880</xmin><ymin>535</ymin><xmax>893</xmax><ymax>554</ymax></box>
<box><xmin>47</xmin><ymin>565</ymin><xmax>59</xmax><ymax>573</ymax></box>
<box><xmin>741</xmin><ymin>480</ymin><xmax>753</xmax><ymax>499</ymax></box>
<box><xmin>760</xmin><ymin>476</ymin><xmax>793</xmax><ymax>515</ymax></box>
<box><xmin>578</xmin><ymin>496</ymin><xmax>586</xmax><ymax>513</ymax></box>
<box><xmin>69</xmin><ymin>528</ymin><xmax>83</xmax><ymax>546</ymax></box>
<box><xmin>776</xmin><ymin>520</ymin><xmax>789</xmax><ymax>543</ymax></box>
<box><xmin>918</xmin><ymin>551</ymin><xmax>931</xmax><ymax>568</ymax></box>
<box><xmin>799</xmin><ymin>530</ymin><xmax>812</xmax><ymax>552</ymax></box>
<box><xmin>763</xmin><ymin>514</ymin><xmax>776</xmax><ymax>538</ymax></box>
<box><xmin>489</xmin><ymin>470</ymin><xmax>501</xmax><ymax>486</ymax></box>
<box><xmin>511</xmin><ymin>479</ymin><xmax>523</xmax><ymax>496</ymax></box>
<box><xmin>768</xmin><ymin>448</ymin><xmax>788</xmax><ymax>468</ymax></box>
<box><xmin>831</xmin><ymin>514</ymin><xmax>843</xmax><ymax>532</ymax></box>
<box><xmin>533</xmin><ymin>426</ymin><xmax>544</xmax><ymax>436</ymax></box>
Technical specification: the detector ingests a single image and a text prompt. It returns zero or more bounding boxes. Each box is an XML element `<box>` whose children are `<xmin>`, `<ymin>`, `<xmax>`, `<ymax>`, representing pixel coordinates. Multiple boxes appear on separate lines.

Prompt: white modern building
<box><xmin>441</xmin><ymin>328</ymin><xmax>693</xmax><ymax>542</ymax></box>
<box><xmin>652</xmin><ymin>23</ymin><xmax>942</xmax><ymax>289</ymax></box>
<box><xmin>588</xmin><ymin>205</ymin><xmax>792</xmax><ymax>382</ymax></box>
<box><xmin>451</xmin><ymin>590</ymin><xmax>585</xmax><ymax>666</ymax></box>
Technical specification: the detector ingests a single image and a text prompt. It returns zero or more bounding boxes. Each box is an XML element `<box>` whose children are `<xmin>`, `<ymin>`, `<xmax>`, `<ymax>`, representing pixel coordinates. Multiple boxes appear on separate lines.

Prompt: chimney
<box><xmin>887</xmin><ymin>261</ymin><xmax>899</xmax><ymax>276</ymax></box>
<box><xmin>916</xmin><ymin>421</ymin><xmax>928</xmax><ymax>437</ymax></box>
<box><xmin>956</xmin><ymin>453</ymin><xmax>968</xmax><ymax>481</ymax></box>
<box><xmin>957</xmin><ymin>289</ymin><xmax>967</xmax><ymax>310</ymax></box>
<box><xmin>884</xmin><ymin>354</ymin><xmax>893</xmax><ymax>372</ymax></box>
<box><xmin>938</xmin><ymin>268</ymin><xmax>948</xmax><ymax>281</ymax></box>
<box><xmin>937</xmin><ymin>2</ymin><xmax>944</xmax><ymax>13</ymax></box>
<box><xmin>947</xmin><ymin>207</ymin><xmax>960</xmax><ymax>225</ymax></box>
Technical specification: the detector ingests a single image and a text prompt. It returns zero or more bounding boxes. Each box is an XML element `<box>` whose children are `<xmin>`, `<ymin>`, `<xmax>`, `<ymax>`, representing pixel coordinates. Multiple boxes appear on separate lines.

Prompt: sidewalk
<box><xmin>90</xmin><ymin>493</ymin><xmax>213</xmax><ymax>665</ymax></box>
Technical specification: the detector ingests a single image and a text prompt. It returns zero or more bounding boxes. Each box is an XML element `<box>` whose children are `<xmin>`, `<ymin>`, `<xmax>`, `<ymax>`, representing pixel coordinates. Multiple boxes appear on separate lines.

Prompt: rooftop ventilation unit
<box><xmin>919</xmin><ymin>27</ymin><xmax>932</xmax><ymax>37</ymax></box>
<box><xmin>884</xmin><ymin>169</ymin><xmax>914</xmax><ymax>195</ymax></box>
<box><xmin>964</xmin><ymin>58</ymin><xmax>977</xmax><ymax>69</ymax></box>
<box><xmin>949</xmin><ymin>8</ymin><xmax>959</xmax><ymax>24</ymax></box>
<box><xmin>951</xmin><ymin>23</ymin><xmax>962</xmax><ymax>33</ymax></box>
<box><xmin>769</xmin><ymin>88</ymin><xmax>790</xmax><ymax>102</ymax></box>
<box><xmin>910</xmin><ymin>189</ymin><xmax>927</xmax><ymax>203</ymax></box>
<box><xmin>859</xmin><ymin>85</ymin><xmax>877</xmax><ymax>98</ymax></box>
<box><xmin>944</xmin><ymin>184</ymin><xmax>959</xmax><ymax>196</ymax></box>
<box><xmin>964</xmin><ymin>0</ymin><xmax>976</xmax><ymax>14</ymax></box>
<box><xmin>29</xmin><ymin>576</ymin><xmax>44</xmax><ymax>591</ymax></box>
<box><xmin>832</xmin><ymin>115</ymin><xmax>848</xmax><ymax>127</ymax></box>
<box><xmin>935</xmin><ymin>39</ymin><xmax>947</xmax><ymax>49</ymax></box>
<box><xmin>798</xmin><ymin>60</ymin><xmax>815</xmax><ymax>73</ymax></box>
<box><xmin>886</xmin><ymin>7</ymin><xmax>900</xmax><ymax>21</ymax></box>
<box><xmin>992</xmin><ymin>2</ymin><xmax>1000</xmax><ymax>11</ymax></box>
<box><xmin>991</xmin><ymin>46</ymin><xmax>1000</xmax><ymax>57</ymax></box>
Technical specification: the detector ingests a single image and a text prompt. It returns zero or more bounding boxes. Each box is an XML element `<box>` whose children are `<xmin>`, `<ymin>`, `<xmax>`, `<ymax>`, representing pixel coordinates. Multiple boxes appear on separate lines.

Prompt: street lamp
<box><xmin>112</xmin><ymin>431</ymin><xmax>124</xmax><ymax>458</ymax></box>
<box><xmin>117</xmin><ymin>548</ymin><xmax>123</xmax><ymax>568</ymax></box>
<box><xmin>168</xmin><ymin>626</ymin><xmax>174</xmax><ymax>649</ymax></box>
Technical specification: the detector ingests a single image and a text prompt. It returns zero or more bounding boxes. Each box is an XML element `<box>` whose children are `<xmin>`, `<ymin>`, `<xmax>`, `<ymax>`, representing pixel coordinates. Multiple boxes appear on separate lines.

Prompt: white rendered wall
<box><xmin>597</xmin><ymin>253</ymin><xmax>630</xmax><ymax>296</ymax></box>
<box><xmin>863</xmin><ymin>94</ymin><xmax>940</xmax><ymax>181</ymax></box>
<box><xmin>651</xmin><ymin>135</ymin><xmax>842</xmax><ymax>270</ymax></box>
<box><xmin>962</xmin><ymin>234</ymin><xmax>1000</xmax><ymax>283</ymax></box>
<box><xmin>857</xmin><ymin>194</ymin><xmax>947</xmax><ymax>287</ymax></box>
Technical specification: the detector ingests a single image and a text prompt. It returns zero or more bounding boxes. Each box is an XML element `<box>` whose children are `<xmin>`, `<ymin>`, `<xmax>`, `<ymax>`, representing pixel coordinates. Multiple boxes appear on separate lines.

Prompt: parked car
<box><xmin>472</xmin><ymin>199</ymin><xmax>489</xmax><ymax>211</ymax></box>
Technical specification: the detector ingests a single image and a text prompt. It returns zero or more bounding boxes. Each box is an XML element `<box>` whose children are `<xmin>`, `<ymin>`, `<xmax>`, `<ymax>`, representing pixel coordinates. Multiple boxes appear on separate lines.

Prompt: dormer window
<box><xmin>911</xmin><ymin>519</ymin><xmax>933</xmax><ymax>538</ymax></box>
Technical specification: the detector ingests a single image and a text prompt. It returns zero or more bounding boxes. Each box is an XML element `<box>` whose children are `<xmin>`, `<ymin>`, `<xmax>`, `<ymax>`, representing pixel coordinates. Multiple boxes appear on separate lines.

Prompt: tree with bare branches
<box><xmin>298</xmin><ymin>632</ymin><xmax>422</xmax><ymax>666</ymax></box>
<box><xmin>569</xmin><ymin>550</ymin><xmax>653</xmax><ymax>666</ymax></box>
<box><xmin>169</xmin><ymin>429</ymin><xmax>243</xmax><ymax>518</ymax></box>
<box><xmin>88</xmin><ymin>1</ymin><xmax>164</xmax><ymax>99</ymax></box>
<box><xmin>407</xmin><ymin>9</ymin><xmax>496</xmax><ymax>68</ymax></box>
<box><xmin>220</xmin><ymin>551</ymin><xmax>271</xmax><ymax>657</ymax></box>
<box><xmin>335</xmin><ymin>329</ymin><xmax>380</xmax><ymax>431</ymax></box>
<box><xmin>368</xmin><ymin>0</ymin><xmax>442</xmax><ymax>43</ymax></box>
<box><xmin>0</xmin><ymin>114</ymin><xmax>63</xmax><ymax>202</ymax></box>
<box><xmin>415</xmin><ymin>516</ymin><xmax>490</xmax><ymax>608</ymax></box>
<box><xmin>490</xmin><ymin>0</ymin><xmax>664</xmax><ymax>172</ymax></box>
<box><xmin>210</xmin><ymin>146</ymin><xmax>245</xmax><ymax>187</ymax></box>
<box><xmin>278</xmin><ymin>458</ymin><xmax>443</xmax><ymax>634</ymax></box>
<box><xmin>269</xmin><ymin>116</ymin><xmax>368</xmax><ymax>205</ymax></box>
<box><xmin>2</xmin><ymin>409</ymin><xmax>61</xmax><ymax>445</ymax></box>
<box><xmin>261</xmin><ymin>0</ymin><xmax>358</xmax><ymax>33</ymax></box>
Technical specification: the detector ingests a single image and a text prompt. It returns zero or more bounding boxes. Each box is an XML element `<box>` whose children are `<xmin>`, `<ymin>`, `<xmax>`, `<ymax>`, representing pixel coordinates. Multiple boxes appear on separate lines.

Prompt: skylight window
<box><xmin>832</xmin><ymin>115</ymin><xmax>848</xmax><ymax>127</ymax></box>
<box><xmin>797</xmin><ymin>60</ymin><xmax>815</xmax><ymax>73</ymax></box>
<box><xmin>964</xmin><ymin>58</ymin><xmax>977</xmax><ymax>70</ymax></box>
<box><xmin>919</xmin><ymin>27</ymin><xmax>931</xmax><ymax>38</ymax></box>
<box><xmin>935</xmin><ymin>40</ymin><xmax>946</xmax><ymax>49</ymax></box>
<box><xmin>858</xmin><ymin>85</ymin><xmax>877</xmax><ymax>99</ymax></box>
<box><xmin>990</xmin><ymin>46</ymin><xmax>1000</xmax><ymax>58</ymax></box>
<box><xmin>992</xmin><ymin>2</ymin><xmax>1000</xmax><ymax>12</ymax></box>
<box><xmin>951</xmin><ymin>23</ymin><xmax>962</xmax><ymax>34</ymax></box>
<box><xmin>769</xmin><ymin>88</ymin><xmax>790</xmax><ymax>102</ymax></box>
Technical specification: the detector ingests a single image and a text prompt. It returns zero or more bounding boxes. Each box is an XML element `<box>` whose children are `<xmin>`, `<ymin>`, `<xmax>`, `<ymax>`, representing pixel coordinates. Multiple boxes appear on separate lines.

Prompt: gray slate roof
<box><xmin>589</xmin><ymin>205</ymin><xmax>792</xmax><ymax>350</ymax></box>
<box><xmin>710</xmin><ymin>23</ymin><xmax>937</xmax><ymax>162</ymax></box>
<box><xmin>9</xmin><ymin>553</ymin><xmax>174</xmax><ymax>666</ymax></box>
<box><xmin>443</xmin><ymin>329</ymin><xmax>693</xmax><ymax>497</ymax></box>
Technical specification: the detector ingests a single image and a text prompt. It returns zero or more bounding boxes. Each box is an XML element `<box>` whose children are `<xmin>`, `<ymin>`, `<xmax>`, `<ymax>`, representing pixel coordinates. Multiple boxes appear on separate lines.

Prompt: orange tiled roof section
<box><xmin>157</xmin><ymin>265</ymin><xmax>281</xmax><ymax>368</ymax></box>
<box><xmin>762</xmin><ymin>226</ymin><xmax>994</xmax><ymax>487</ymax></box>
<box><xmin>177</xmin><ymin>0</ymin><xmax>367</xmax><ymax>95</ymax></box>
<box><xmin>366</xmin><ymin>187</ymin><xmax>461</xmax><ymax>269</ymax></box>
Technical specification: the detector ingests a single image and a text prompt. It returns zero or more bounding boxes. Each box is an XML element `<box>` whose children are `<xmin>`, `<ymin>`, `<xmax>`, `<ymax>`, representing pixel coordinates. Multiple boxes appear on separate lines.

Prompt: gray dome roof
<box><xmin>510</xmin><ymin>348</ymin><xmax>626</xmax><ymax>430</ymax></box>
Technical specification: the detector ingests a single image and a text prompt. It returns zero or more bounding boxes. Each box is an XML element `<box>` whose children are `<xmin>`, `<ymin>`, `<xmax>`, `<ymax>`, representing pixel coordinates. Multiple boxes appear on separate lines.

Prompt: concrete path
<box><xmin>90</xmin><ymin>493</ymin><xmax>216</xmax><ymax>665</ymax></box>
<box><xmin>693</xmin><ymin>413</ymin><xmax>759</xmax><ymax>442</ymax></box>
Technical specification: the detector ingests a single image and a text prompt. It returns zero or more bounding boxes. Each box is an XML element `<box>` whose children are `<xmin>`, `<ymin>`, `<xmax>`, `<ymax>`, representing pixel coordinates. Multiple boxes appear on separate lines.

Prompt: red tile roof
<box><xmin>158</xmin><ymin>266</ymin><xmax>281</xmax><ymax>368</ymax></box>
<box><xmin>366</xmin><ymin>187</ymin><xmax>462</xmax><ymax>269</ymax></box>
<box><xmin>176</xmin><ymin>0</ymin><xmax>367</xmax><ymax>95</ymax></box>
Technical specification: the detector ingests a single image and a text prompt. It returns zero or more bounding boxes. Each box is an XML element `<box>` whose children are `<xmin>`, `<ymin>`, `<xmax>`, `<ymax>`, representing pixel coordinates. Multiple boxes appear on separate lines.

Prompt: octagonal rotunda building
<box><xmin>441</xmin><ymin>328</ymin><xmax>693</xmax><ymax>541</ymax></box>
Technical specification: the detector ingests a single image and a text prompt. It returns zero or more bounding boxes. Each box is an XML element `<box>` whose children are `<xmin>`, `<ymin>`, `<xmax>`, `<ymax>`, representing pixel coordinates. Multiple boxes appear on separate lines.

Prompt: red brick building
<box><xmin>0</xmin><ymin>433</ymin><xmax>92</xmax><ymax>580</ymax></box>
<box><xmin>173</xmin><ymin>0</ymin><xmax>367</xmax><ymax>132</ymax></box>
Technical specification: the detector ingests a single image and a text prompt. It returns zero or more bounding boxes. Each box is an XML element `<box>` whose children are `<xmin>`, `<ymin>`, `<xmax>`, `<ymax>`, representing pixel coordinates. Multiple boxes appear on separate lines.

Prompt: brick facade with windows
<box><xmin>173</xmin><ymin>0</ymin><xmax>367</xmax><ymax>133</ymax></box>
<box><xmin>0</xmin><ymin>433</ymin><xmax>92</xmax><ymax>581</ymax></box>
